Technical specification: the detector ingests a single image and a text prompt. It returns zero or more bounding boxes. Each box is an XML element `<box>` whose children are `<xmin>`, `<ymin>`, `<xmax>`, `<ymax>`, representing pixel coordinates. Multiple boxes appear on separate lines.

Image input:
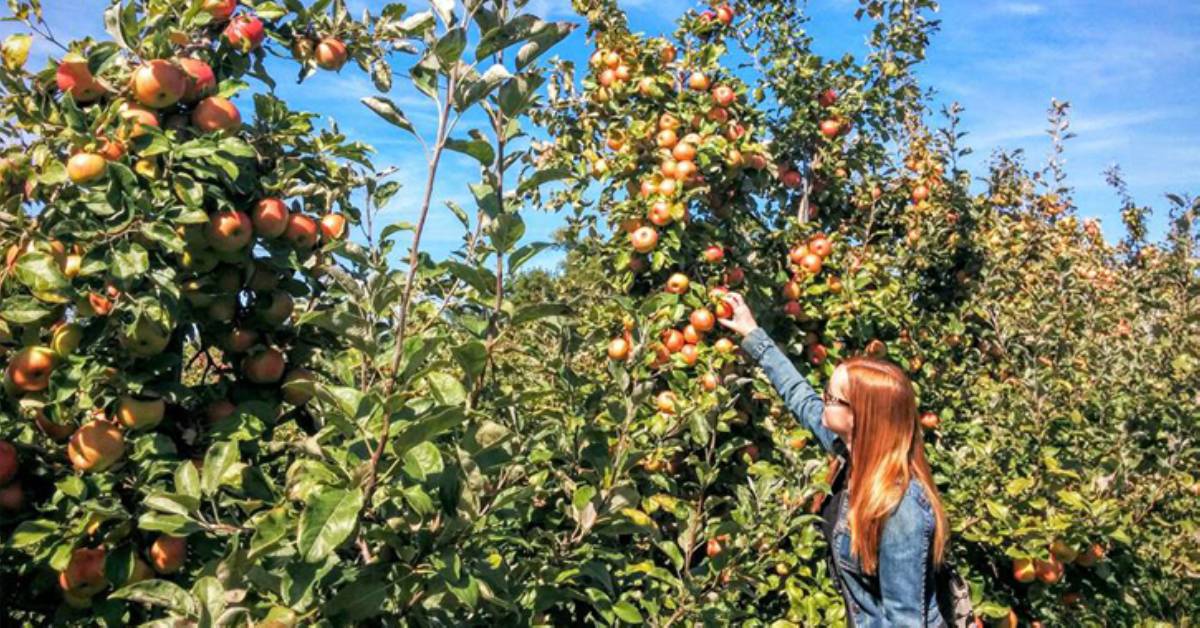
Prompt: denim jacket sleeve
<box><xmin>740</xmin><ymin>327</ymin><xmax>840</xmax><ymax>453</ymax></box>
<box><xmin>878</xmin><ymin>486</ymin><xmax>933</xmax><ymax>625</ymax></box>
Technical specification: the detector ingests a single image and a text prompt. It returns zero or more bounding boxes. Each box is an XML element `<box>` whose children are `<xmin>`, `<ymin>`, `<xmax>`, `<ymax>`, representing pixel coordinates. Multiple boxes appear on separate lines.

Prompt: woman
<box><xmin>718</xmin><ymin>292</ymin><xmax>950</xmax><ymax>627</ymax></box>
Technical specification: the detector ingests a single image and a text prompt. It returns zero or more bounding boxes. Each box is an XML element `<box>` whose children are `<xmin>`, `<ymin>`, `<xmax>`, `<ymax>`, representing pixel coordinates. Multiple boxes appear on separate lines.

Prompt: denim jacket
<box><xmin>741</xmin><ymin>328</ymin><xmax>945</xmax><ymax>627</ymax></box>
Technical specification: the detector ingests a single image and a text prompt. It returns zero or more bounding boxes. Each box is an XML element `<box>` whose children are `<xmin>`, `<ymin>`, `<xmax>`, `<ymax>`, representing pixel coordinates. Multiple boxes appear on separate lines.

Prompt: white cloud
<box><xmin>995</xmin><ymin>2</ymin><xmax>1046</xmax><ymax>16</ymax></box>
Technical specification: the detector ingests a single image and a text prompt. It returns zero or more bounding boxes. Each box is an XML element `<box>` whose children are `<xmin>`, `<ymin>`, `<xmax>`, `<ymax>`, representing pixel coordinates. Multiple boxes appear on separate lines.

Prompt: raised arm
<box><xmin>718</xmin><ymin>293</ymin><xmax>839</xmax><ymax>453</ymax></box>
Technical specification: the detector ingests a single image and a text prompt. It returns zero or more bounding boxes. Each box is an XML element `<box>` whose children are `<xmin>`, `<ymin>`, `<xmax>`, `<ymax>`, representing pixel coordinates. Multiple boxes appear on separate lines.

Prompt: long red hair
<box><xmin>841</xmin><ymin>357</ymin><xmax>948</xmax><ymax>575</ymax></box>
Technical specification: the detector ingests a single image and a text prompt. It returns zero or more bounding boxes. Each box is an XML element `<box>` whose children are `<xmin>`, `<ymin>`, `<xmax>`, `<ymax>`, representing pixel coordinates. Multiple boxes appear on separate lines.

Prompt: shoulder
<box><xmin>884</xmin><ymin>480</ymin><xmax>935</xmax><ymax>536</ymax></box>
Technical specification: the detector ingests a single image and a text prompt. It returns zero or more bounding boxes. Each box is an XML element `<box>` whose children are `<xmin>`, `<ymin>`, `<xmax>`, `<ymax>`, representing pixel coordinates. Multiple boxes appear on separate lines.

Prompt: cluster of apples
<box><xmin>608</xmin><ymin>279</ymin><xmax>737</xmax><ymax>392</ymax></box>
<box><xmin>1011</xmin><ymin>540</ymin><xmax>1107</xmax><ymax>589</ymax></box>
<box><xmin>56</xmin><ymin>533</ymin><xmax>188</xmax><ymax>608</ymax></box>
<box><xmin>814</xmin><ymin>87</ymin><xmax>851</xmax><ymax>139</ymax></box>
<box><xmin>56</xmin><ymin>3</ymin><xmax>267</xmax><ymax>185</ymax></box>
<box><xmin>585</xmin><ymin>35</ymin><xmax>768</xmax><ymax>267</ymax></box>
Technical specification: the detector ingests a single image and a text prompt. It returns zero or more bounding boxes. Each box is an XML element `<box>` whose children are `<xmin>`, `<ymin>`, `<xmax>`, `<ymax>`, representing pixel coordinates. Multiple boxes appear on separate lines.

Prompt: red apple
<box><xmin>206</xmin><ymin>210</ymin><xmax>253</xmax><ymax>252</ymax></box>
<box><xmin>177</xmin><ymin>57</ymin><xmax>216</xmax><ymax>103</ymax></box>
<box><xmin>55</xmin><ymin>54</ymin><xmax>104</xmax><ymax>103</ymax></box>
<box><xmin>224</xmin><ymin>15</ymin><xmax>265</xmax><ymax>50</ymax></box>
<box><xmin>251</xmin><ymin>198</ymin><xmax>289</xmax><ymax>238</ymax></box>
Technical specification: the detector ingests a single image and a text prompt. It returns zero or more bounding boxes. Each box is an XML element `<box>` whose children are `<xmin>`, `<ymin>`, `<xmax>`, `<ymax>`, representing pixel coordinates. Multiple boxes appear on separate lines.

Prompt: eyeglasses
<box><xmin>823</xmin><ymin>387</ymin><xmax>850</xmax><ymax>409</ymax></box>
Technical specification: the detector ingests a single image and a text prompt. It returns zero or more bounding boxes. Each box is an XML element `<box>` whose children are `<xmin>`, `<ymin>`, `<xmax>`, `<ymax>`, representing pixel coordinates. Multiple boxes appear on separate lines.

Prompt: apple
<box><xmin>0</xmin><ymin>480</ymin><xmax>23</xmax><ymax>512</ymax></box>
<box><xmin>95</xmin><ymin>131</ymin><xmax>125</xmax><ymax>161</ymax></box>
<box><xmin>714</xmin><ymin>299</ymin><xmax>733</xmax><ymax>320</ymax></box>
<box><xmin>819</xmin><ymin>119</ymin><xmax>841</xmax><ymax>138</ymax></box>
<box><xmin>207</xmin><ymin>295</ymin><xmax>237</xmax><ymax>322</ymax></box>
<box><xmin>637</xmin><ymin>77</ymin><xmax>656</xmax><ymax>97</ymax></box>
<box><xmin>630</xmin><ymin>226</ymin><xmax>658</xmax><ymax>254</ymax></box>
<box><xmin>662</xmin><ymin>329</ymin><xmax>685</xmax><ymax>353</ymax></box>
<box><xmin>223</xmin><ymin>327</ymin><xmax>259</xmax><ymax>353</ymax></box>
<box><xmin>0</xmin><ymin>440</ymin><xmax>16</xmax><ymax>485</ymax></box>
<box><xmin>708</xmin><ymin>107</ymin><xmax>729</xmax><ymax>124</ymax></box>
<box><xmin>700</xmin><ymin>372</ymin><xmax>719</xmax><ymax>391</ymax></box>
<box><xmin>320</xmin><ymin>213</ymin><xmax>347</xmax><ymax>240</ymax></box>
<box><xmin>603</xmin><ymin>51</ymin><xmax>620</xmax><ymax>69</ymax></box>
<box><xmin>130</xmin><ymin>59</ymin><xmax>187</xmax><ymax>109</ymax></box>
<box><xmin>919</xmin><ymin>411</ymin><xmax>939</xmax><ymax>429</ymax></box>
<box><xmin>712</xmin><ymin>85</ymin><xmax>735</xmax><ymax>107</ymax></box>
<box><xmin>148</xmin><ymin>535</ymin><xmax>187</xmax><ymax>574</ymax></box>
<box><xmin>1012</xmin><ymin>557</ymin><xmax>1036</xmax><ymax>583</ymax></box>
<box><xmin>649</xmin><ymin>200</ymin><xmax>674</xmax><ymax>227</ymax></box>
<box><xmin>116</xmin><ymin>394</ymin><xmax>165</xmax><ymax>431</ymax></box>
<box><xmin>702</xmin><ymin>244</ymin><xmax>724</xmax><ymax>263</ymax></box>
<box><xmin>656</xmin><ymin>129</ymin><xmax>678</xmax><ymax>149</ymax></box>
<box><xmin>683</xmin><ymin>324</ymin><xmax>702</xmax><ymax>344</ymax></box>
<box><xmin>243</xmin><ymin>347</ymin><xmax>285</xmax><ymax>384</ymax></box>
<box><xmin>809</xmin><ymin>343</ymin><xmax>828</xmax><ymax>365</ymax></box>
<box><xmin>1049</xmin><ymin>540</ymin><xmax>1079</xmax><ymax>563</ymax></box>
<box><xmin>191</xmin><ymin>96</ymin><xmax>241</xmax><ymax>133</ymax></box>
<box><xmin>713</xmin><ymin>338</ymin><xmax>735</xmax><ymax>354</ymax></box>
<box><xmin>679</xmin><ymin>343</ymin><xmax>698</xmax><ymax>366</ymax></box>
<box><xmin>55</xmin><ymin>54</ymin><xmax>104</xmax><ymax>103</ymax></box>
<box><xmin>655</xmin><ymin>391</ymin><xmax>676</xmax><ymax>414</ymax></box>
<box><xmin>706</xmin><ymin>538</ymin><xmax>722</xmax><ymax>558</ymax></box>
<box><xmin>259</xmin><ymin>290</ymin><xmax>294</xmax><ymax>326</ymax></box>
<box><xmin>126</xmin><ymin>558</ymin><xmax>154</xmax><ymax>585</ymax></box>
<box><xmin>224</xmin><ymin>14</ymin><xmax>265</xmax><ymax>50</ymax></box>
<box><xmin>205</xmin><ymin>399</ymin><xmax>236</xmax><ymax>424</ymax></box>
<box><xmin>1075</xmin><ymin>543</ymin><xmax>1105</xmax><ymax>567</ymax></box>
<box><xmin>1036</xmin><ymin>555</ymin><xmax>1064</xmax><ymax>584</ymax></box>
<box><xmin>117</xmin><ymin>102</ymin><xmax>160</xmax><ymax>139</ymax></box>
<box><xmin>315</xmin><ymin>38</ymin><xmax>348</xmax><ymax>71</ymax></box>
<box><xmin>284</xmin><ymin>214</ymin><xmax>319</xmax><ymax>249</ymax></box>
<box><xmin>67</xmin><ymin>419</ymin><xmax>125</xmax><ymax>473</ymax></box>
<box><xmin>614</xmin><ymin>65</ymin><xmax>630</xmax><ymax>82</ymax></box>
<box><xmin>251</xmin><ymin>198</ymin><xmax>289</xmax><ymax>238</ymax></box>
<box><xmin>51</xmin><ymin>322</ymin><xmax>83</xmax><ymax>356</ymax></box>
<box><xmin>911</xmin><ymin>184</ymin><xmax>929</xmax><ymax>203</ymax></box>
<box><xmin>818</xmin><ymin>88</ymin><xmax>838</xmax><ymax>107</ymax></box>
<box><xmin>725</xmin><ymin>267</ymin><xmax>744</xmax><ymax>285</ymax></box>
<box><xmin>67</xmin><ymin>152</ymin><xmax>107</xmax><ymax>184</ymax></box>
<box><xmin>781</xmin><ymin>170</ymin><xmax>803</xmax><ymax>190</ymax></box>
<box><xmin>206</xmin><ymin>209</ymin><xmax>253</xmax><ymax>252</ymax></box>
<box><xmin>690</xmin><ymin>308</ymin><xmax>715</xmax><ymax>332</ymax></box>
<box><xmin>177</xmin><ymin>57</ymin><xmax>216</xmax><ymax>103</ymax></box>
<box><xmin>716</xmin><ymin>4</ymin><xmax>735</xmax><ymax>25</ymax></box>
<box><xmin>799</xmin><ymin>253</ymin><xmax>823</xmax><ymax>275</ymax></box>
<box><xmin>5</xmin><ymin>346</ymin><xmax>56</xmax><ymax>392</ymax></box>
<box><xmin>59</xmin><ymin>548</ymin><xmax>107</xmax><ymax>596</ymax></box>
<box><xmin>659</xmin><ymin>43</ymin><xmax>677</xmax><ymax>64</ymax></box>
<box><xmin>672</xmin><ymin>141</ymin><xmax>696</xmax><ymax>162</ymax></box>
<box><xmin>808</xmin><ymin>234</ymin><xmax>832</xmax><ymax>258</ymax></box>
<box><xmin>666</xmin><ymin>273</ymin><xmax>689</xmax><ymax>295</ymax></box>
<box><xmin>688</xmin><ymin>72</ymin><xmax>710</xmax><ymax>91</ymax></box>
<box><xmin>202</xmin><ymin>0</ymin><xmax>236</xmax><ymax>20</ymax></box>
<box><xmin>865</xmin><ymin>339</ymin><xmax>887</xmax><ymax>358</ymax></box>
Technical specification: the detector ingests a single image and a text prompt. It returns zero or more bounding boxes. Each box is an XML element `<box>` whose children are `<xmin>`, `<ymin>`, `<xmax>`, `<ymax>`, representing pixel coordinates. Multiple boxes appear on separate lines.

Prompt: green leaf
<box><xmin>424</xmin><ymin>371</ymin><xmax>466</xmax><ymax>406</ymax></box>
<box><xmin>175</xmin><ymin>461</ymin><xmax>201</xmax><ymax>500</ymax></box>
<box><xmin>297</xmin><ymin>488</ymin><xmax>364</xmax><ymax>563</ymax></box>
<box><xmin>475</xmin><ymin>15</ymin><xmax>539</xmax><ymax>60</ymax></box>
<box><xmin>452</xmin><ymin>341</ymin><xmax>487</xmax><ymax>378</ymax></box>
<box><xmin>434</xmin><ymin>27</ymin><xmax>467</xmax><ymax>66</ymax></box>
<box><xmin>137</xmin><ymin>512</ymin><xmax>204</xmax><ymax>536</ymax></box>
<box><xmin>613</xmin><ymin>601</ymin><xmax>644</xmax><ymax>624</ymax></box>
<box><xmin>489</xmin><ymin>213</ymin><xmax>524</xmax><ymax>254</ymax></box>
<box><xmin>516</xmin><ymin>21</ymin><xmax>575</xmax><ymax>70</ymax></box>
<box><xmin>511</xmin><ymin>302</ymin><xmax>571</xmax><ymax>326</ymax></box>
<box><xmin>1</xmin><ymin>295</ymin><xmax>52</xmax><ymax>324</ymax></box>
<box><xmin>202</xmin><ymin>442</ymin><xmax>240</xmax><ymax>496</ymax></box>
<box><xmin>144</xmin><ymin>493</ymin><xmax>200</xmax><ymax>516</ymax></box>
<box><xmin>192</xmin><ymin>576</ymin><xmax>225</xmax><ymax>624</ymax></box>
<box><xmin>455</xmin><ymin>63</ymin><xmax>511</xmax><ymax>111</ymax></box>
<box><xmin>445</xmin><ymin>136</ymin><xmax>495</xmax><ymax>166</ymax></box>
<box><xmin>403</xmin><ymin>442</ymin><xmax>444</xmax><ymax>481</ymax></box>
<box><xmin>516</xmin><ymin>166</ymin><xmax>570</xmax><ymax>195</ymax></box>
<box><xmin>14</xmin><ymin>252</ymin><xmax>70</xmax><ymax>302</ymax></box>
<box><xmin>111</xmin><ymin>243</ymin><xmax>150</xmax><ymax>283</ymax></box>
<box><xmin>391</xmin><ymin>406</ymin><xmax>467</xmax><ymax>458</ymax></box>
<box><xmin>327</xmin><ymin>566</ymin><xmax>391</xmax><ymax>621</ymax></box>
<box><xmin>361</xmin><ymin>97</ymin><xmax>415</xmax><ymax>134</ymax></box>
<box><xmin>507</xmin><ymin>242</ymin><xmax>552</xmax><ymax>274</ymax></box>
<box><xmin>110</xmin><ymin>579</ymin><xmax>197</xmax><ymax>615</ymax></box>
<box><xmin>9</xmin><ymin>519</ymin><xmax>57</xmax><ymax>550</ymax></box>
<box><xmin>499</xmin><ymin>73</ymin><xmax>545</xmax><ymax>118</ymax></box>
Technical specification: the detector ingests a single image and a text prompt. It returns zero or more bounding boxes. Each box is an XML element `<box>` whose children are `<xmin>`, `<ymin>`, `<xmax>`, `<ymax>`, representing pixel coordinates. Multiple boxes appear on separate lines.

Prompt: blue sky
<box><xmin>3</xmin><ymin>1</ymin><xmax>1197</xmax><ymax>271</ymax></box>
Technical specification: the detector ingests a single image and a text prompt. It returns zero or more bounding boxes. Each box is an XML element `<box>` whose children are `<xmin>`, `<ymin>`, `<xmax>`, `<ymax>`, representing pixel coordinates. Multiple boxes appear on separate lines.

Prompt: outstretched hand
<box><xmin>717</xmin><ymin>292</ymin><xmax>759</xmax><ymax>337</ymax></box>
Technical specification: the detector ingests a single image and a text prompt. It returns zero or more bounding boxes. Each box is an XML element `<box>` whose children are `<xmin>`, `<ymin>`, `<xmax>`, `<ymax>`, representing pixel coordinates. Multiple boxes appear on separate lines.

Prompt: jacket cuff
<box><xmin>740</xmin><ymin>327</ymin><xmax>775</xmax><ymax>362</ymax></box>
